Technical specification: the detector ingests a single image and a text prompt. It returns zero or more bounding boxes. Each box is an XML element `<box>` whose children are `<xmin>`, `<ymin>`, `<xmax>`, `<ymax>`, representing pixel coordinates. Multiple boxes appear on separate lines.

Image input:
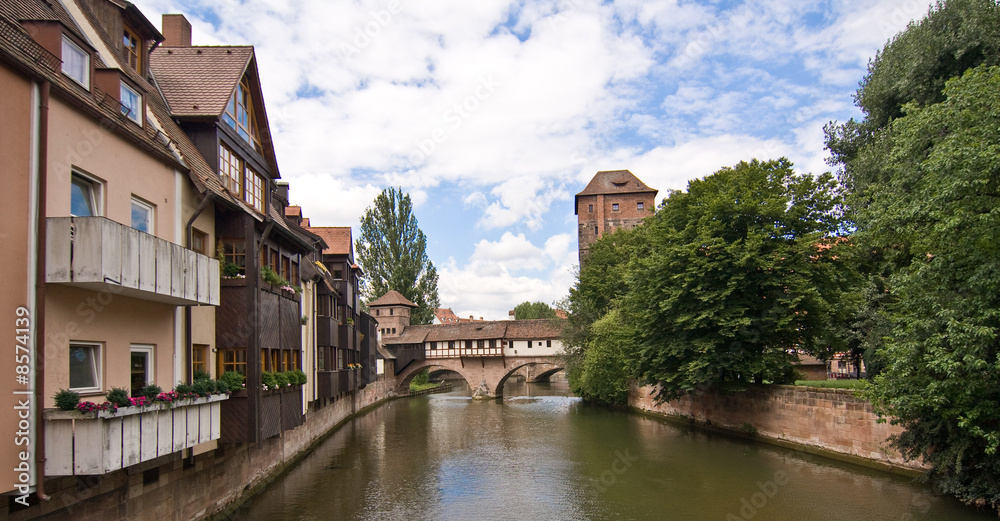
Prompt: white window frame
<box><xmin>120</xmin><ymin>81</ymin><xmax>142</xmax><ymax>125</ymax></box>
<box><xmin>131</xmin><ymin>196</ymin><xmax>154</xmax><ymax>233</ymax></box>
<box><xmin>69</xmin><ymin>342</ymin><xmax>102</xmax><ymax>393</ymax></box>
<box><xmin>70</xmin><ymin>171</ymin><xmax>103</xmax><ymax>217</ymax></box>
<box><xmin>130</xmin><ymin>344</ymin><xmax>154</xmax><ymax>394</ymax></box>
<box><xmin>612</xmin><ymin>203</ymin><xmax>620</xmax><ymax>212</ymax></box>
<box><xmin>61</xmin><ymin>35</ymin><xmax>90</xmax><ymax>88</ymax></box>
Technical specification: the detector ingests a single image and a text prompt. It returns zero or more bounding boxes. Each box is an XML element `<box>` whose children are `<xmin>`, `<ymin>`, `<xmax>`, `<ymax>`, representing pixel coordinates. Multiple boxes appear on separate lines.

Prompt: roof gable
<box><xmin>369</xmin><ymin>290</ymin><xmax>417</xmax><ymax>308</ymax></box>
<box><xmin>306</xmin><ymin>226</ymin><xmax>353</xmax><ymax>256</ymax></box>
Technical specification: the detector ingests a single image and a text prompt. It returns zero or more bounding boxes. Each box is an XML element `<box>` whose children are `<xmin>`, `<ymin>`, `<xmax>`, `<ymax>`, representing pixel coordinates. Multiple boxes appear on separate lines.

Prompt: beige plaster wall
<box><xmin>43</xmin><ymin>285</ymin><xmax>176</xmax><ymax>406</ymax></box>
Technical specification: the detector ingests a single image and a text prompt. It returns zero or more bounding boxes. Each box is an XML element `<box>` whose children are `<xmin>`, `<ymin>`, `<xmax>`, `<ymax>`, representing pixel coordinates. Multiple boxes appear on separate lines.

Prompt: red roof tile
<box><xmin>369</xmin><ymin>290</ymin><xmax>416</xmax><ymax>308</ymax></box>
<box><xmin>149</xmin><ymin>46</ymin><xmax>252</xmax><ymax>117</ymax></box>
<box><xmin>306</xmin><ymin>226</ymin><xmax>352</xmax><ymax>255</ymax></box>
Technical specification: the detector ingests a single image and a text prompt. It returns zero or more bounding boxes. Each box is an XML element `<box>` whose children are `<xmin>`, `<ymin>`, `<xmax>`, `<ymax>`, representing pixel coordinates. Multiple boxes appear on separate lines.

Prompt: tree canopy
<box><xmin>563</xmin><ymin>159</ymin><xmax>854</xmax><ymax>404</ymax></box>
<box><xmin>512</xmin><ymin>301</ymin><xmax>558</xmax><ymax>320</ymax></box>
<box><xmin>355</xmin><ymin>187</ymin><xmax>440</xmax><ymax>325</ymax></box>
<box><xmin>862</xmin><ymin>65</ymin><xmax>1000</xmax><ymax>509</ymax></box>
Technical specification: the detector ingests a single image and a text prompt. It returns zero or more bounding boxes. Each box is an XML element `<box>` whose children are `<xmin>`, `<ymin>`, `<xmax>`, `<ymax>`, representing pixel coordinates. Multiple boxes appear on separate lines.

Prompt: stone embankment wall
<box><xmin>629</xmin><ymin>384</ymin><xmax>925</xmax><ymax>474</ymax></box>
<box><xmin>4</xmin><ymin>377</ymin><xmax>398</xmax><ymax>521</ymax></box>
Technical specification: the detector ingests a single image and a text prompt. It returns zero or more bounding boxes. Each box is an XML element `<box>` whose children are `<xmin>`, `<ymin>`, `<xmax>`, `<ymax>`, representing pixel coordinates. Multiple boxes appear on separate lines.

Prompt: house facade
<box><xmin>575</xmin><ymin>169</ymin><xmax>658</xmax><ymax>260</ymax></box>
<box><xmin>0</xmin><ymin>0</ymin><xmax>225</xmax><ymax>500</ymax></box>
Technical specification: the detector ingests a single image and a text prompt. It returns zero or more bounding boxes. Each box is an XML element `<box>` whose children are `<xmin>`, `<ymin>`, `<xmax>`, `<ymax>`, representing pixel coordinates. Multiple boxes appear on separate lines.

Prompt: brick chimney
<box><xmin>161</xmin><ymin>14</ymin><xmax>192</xmax><ymax>47</ymax></box>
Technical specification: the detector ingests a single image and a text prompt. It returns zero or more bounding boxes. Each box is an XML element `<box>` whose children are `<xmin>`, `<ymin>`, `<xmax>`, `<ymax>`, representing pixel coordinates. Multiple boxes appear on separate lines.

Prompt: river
<box><xmin>235</xmin><ymin>378</ymin><xmax>988</xmax><ymax>521</ymax></box>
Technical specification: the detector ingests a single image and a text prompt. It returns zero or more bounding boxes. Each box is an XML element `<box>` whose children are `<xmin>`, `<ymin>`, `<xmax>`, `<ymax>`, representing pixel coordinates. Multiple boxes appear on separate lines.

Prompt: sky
<box><xmin>132</xmin><ymin>0</ymin><xmax>935</xmax><ymax>320</ymax></box>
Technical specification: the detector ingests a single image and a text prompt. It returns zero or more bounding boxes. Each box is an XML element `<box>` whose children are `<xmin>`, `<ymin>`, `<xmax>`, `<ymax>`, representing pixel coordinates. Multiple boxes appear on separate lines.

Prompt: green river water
<box><xmin>235</xmin><ymin>378</ymin><xmax>989</xmax><ymax>521</ymax></box>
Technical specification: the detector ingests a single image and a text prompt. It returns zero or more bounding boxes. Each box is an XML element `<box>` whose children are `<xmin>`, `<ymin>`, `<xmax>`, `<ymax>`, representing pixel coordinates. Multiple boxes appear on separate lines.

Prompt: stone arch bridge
<box><xmin>397</xmin><ymin>355</ymin><xmax>563</xmax><ymax>398</ymax></box>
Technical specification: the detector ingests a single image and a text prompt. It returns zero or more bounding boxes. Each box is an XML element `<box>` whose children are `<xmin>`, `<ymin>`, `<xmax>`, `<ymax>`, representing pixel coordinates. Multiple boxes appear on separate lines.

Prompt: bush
<box><xmin>140</xmin><ymin>384</ymin><xmax>162</xmax><ymax>401</ymax></box>
<box><xmin>261</xmin><ymin>371</ymin><xmax>277</xmax><ymax>389</ymax></box>
<box><xmin>193</xmin><ymin>370</ymin><xmax>211</xmax><ymax>382</ymax></box>
<box><xmin>273</xmin><ymin>371</ymin><xmax>289</xmax><ymax>388</ymax></box>
<box><xmin>191</xmin><ymin>379</ymin><xmax>214</xmax><ymax>397</ymax></box>
<box><xmin>288</xmin><ymin>369</ymin><xmax>307</xmax><ymax>385</ymax></box>
<box><xmin>175</xmin><ymin>383</ymin><xmax>194</xmax><ymax>396</ymax></box>
<box><xmin>412</xmin><ymin>369</ymin><xmax>429</xmax><ymax>386</ymax></box>
<box><xmin>106</xmin><ymin>387</ymin><xmax>131</xmax><ymax>408</ymax></box>
<box><xmin>53</xmin><ymin>389</ymin><xmax>80</xmax><ymax>411</ymax></box>
<box><xmin>220</xmin><ymin>371</ymin><xmax>245</xmax><ymax>391</ymax></box>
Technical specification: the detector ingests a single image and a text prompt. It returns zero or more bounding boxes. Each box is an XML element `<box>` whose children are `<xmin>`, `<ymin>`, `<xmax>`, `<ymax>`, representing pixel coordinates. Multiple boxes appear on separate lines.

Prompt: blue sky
<box><xmin>133</xmin><ymin>0</ymin><xmax>934</xmax><ymax>320</ymax></box>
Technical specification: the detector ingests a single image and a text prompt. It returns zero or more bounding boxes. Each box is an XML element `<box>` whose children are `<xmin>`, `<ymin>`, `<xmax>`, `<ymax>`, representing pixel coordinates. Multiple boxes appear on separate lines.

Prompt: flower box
<box><xmin>44</xmin><ymin>394</ymin><xmax>228</xmax><ymax>476</ymax></box>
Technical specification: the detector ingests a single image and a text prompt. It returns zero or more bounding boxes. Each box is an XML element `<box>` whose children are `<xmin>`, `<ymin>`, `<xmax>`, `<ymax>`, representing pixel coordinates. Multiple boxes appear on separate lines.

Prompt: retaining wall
<box><xmin>629</xmin><ymin>384</ymin><xmax>924</xmax><ymax>474</ymax></box>
<box><xmin>2</xmin><ymin>377</ymin><xmax>398</xmax><ymax>521</ymax></box>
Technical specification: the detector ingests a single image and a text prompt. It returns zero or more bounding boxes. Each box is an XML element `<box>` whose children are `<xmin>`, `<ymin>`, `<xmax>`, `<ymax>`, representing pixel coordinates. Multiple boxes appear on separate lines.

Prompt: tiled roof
<box><xmin>0</xmin><ymin>0</ymin><xmax>87</xmax><ymax>51</ymax></box>
<box><xmin>435</xmin><ymin>308</ymin><xmax>461</xmax><ymax>323</ymax></box>
<box><xmin>306</xmin><ymin>226</ymin><xmax>352</xmax><ymax>255</ymax></box>
<box><xmin>369</xmin><ymin>290</ymin><xmax>416</xmax><ymax>308</ymax></box>
<box><xmin>577</xmin><ymin>170</ymin><xmax>657</xmax><ymax>197</ymax></box>
<box><xmin>149</xmin><ymin>46</ymin><xmax>252</xmax><ymax>117</ymax></box>
<box><xmin>383</xmin><ymin>319</ymin><xmax>566</xmax><ymax>345</ymax></box>
<box><xmin>505</xmin><ymin>319</ymin><xmax>565</xmax><ymax>339</ymax></box>
<box><xmin>284</xmin><ymin>206</ymin><xmax>301</xmax><ymax>217</ymax></box>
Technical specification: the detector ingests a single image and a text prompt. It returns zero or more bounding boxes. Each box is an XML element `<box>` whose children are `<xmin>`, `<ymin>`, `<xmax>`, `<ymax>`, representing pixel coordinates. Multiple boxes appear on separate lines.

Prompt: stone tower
<box><xmin>575</xmin><ymin>170</ymin><xmax>658</xmax><ymax>260</ymax></box>
<box><xmin>368</xmin><ymin>290</ymin><xmax>417</xmax><ymax>338</ymax></box>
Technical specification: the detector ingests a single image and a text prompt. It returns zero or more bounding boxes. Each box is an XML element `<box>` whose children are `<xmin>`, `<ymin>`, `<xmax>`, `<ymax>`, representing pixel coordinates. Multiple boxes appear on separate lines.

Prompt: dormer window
<box><xmin>61</xmin><ymin>35</ymin><xmax>89</xmax><ymax>88</ymax></box>
<box><xmin>120</xmin><ymin>82</ymin><xmax>142</xmax><ymax>125</ymax></box>
<box><xmin>122</xmin><ymin>26</ymin><xmax>141</xmax><ymax>72</ymax></box>
<box><xmin>223</xmin><ymin>78</ymin><xmax>262</xmax><ymax>151</ymax></box>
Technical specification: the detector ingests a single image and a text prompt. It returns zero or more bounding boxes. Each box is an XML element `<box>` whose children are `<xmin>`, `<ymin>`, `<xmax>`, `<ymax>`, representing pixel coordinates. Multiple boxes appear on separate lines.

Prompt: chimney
<box><xmin>274</xmin><ymin>181</ymin><xmax>290</xmax><ymax>208</ymax></box>
<box><xmin>162</xmin><ymin>14</ymin><xmax>192</xmax><ymax>47</ymax></box>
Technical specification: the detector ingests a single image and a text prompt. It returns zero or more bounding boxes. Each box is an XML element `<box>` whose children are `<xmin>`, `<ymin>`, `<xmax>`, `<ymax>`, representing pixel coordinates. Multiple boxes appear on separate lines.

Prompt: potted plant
<box><xmin>53</xmin><ymin>389</ymin><xmax>80</xmax><ymax>411</ymax></box>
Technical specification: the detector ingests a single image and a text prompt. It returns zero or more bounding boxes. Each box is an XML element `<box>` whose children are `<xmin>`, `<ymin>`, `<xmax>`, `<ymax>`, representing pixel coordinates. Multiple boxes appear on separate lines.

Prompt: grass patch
<box><xmin>409</xmin><ymin>381</ymin><xmax>443</xmax><ymax>392</ymax></box>
<box><xmin>794</xmin><ymin>379</ymin><xmax>866</xmax><ymax>389</ymax></box>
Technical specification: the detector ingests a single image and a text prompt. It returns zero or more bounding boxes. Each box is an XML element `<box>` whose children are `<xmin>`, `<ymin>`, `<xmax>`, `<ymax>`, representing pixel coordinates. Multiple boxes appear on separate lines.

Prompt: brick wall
<box><xmin>3</xmin><ymin>378</ymin><xmax>398</xmax><ymax>521</ymax></box>
<box><xmin>629</xmin><ymin>384</ymin><xmax>925</xmax><ymax>474</ymax></box>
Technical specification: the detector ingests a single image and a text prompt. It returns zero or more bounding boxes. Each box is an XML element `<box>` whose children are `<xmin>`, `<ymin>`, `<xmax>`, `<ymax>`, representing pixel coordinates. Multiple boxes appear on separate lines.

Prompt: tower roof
<box><xmin>575</xmin><ymin>170</ymin><xmax>658</xmax><ymax>214</ymax></box>
<box><xmin>368</xmin><ymin>290</ymin><xmax>417</xmax><ymax>308</ymax></box>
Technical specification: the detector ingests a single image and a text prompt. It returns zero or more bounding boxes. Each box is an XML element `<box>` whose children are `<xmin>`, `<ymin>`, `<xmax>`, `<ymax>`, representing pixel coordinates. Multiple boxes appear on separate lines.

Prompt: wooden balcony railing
<box><xmin>44</xmin><ymin>395</ymin><xmax>227</xmax><ymax>476</ymax></box>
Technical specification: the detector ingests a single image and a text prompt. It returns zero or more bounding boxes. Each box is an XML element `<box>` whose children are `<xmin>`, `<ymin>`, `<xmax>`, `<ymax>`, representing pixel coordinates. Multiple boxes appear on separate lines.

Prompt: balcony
<box><xmin>316</xmin><ymin>316</ymin><xmax>337</xmax><ymax>347</ymax></box>
<box><xmin>46</xmin><ymin>217</ymin><xmax>219</xmax><ymax>306</ymax></box>
<box><xmin>44</xmin><ymin>395</ymin><xmax>227</xmax><ymax>476</ymax></box>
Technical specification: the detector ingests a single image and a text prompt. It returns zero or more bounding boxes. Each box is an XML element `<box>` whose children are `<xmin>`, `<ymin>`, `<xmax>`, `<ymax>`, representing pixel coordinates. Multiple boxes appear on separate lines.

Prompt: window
<box><xmin>244</xmin><ymin>166</ymin><xmax>265</xmax><ymax>212</ymax></box>
<box><xmin>290</xmin><ymin>260</ymin><xmax>299</xmax><ymax>286</ymax></box>
<box><xmin>465</xmin><ymin>340</ymin><xmax>473</xmax><ymax>349</ymax></box>
<box><xmin>594</xmin><ymin>226</ymin><xmax>598</xmax><ymax>235</ymax></box>
<box><xmin>191</xmin><ymin>229</ymin><xmax>208</xmax><ymax>255</ymax></box>
<box><xmin>217</xmin><ymin>348</ymin><xmax>246</xmax><ymax>375</ymax></box>
<box><xmin>281</xmin><ymin>256</ymin><xmax>290</xmax><ymax>282</ymax></box>
<box><xmin>122</xmin><ymin>26</ymin><xmax>141</xmax><ymax>72</ymax></box>
<box><xmin>70</xmin><ymin>173</ymin><xmax>100</xmax><ymax>216</ymax></box>
<box><xmin>588</xmin><ymin>204</ymin><xmax>593</xmax><ymax>213</ymax></box>
<box><xmin>333</xmin><ymin>270</ymin><xmax>343</xmax><ymax>280</ymax></box>
<box><xmin>448</xmin><ymin>341</ymin><xmax>455</xmax><ymax>349</ymax></box>
<box><xmin>527</xmin><ymin>340</ymin><xmax>532</xmax><ymax>348</ymax></box>
<box><xmin>120</xmin><ymin>82</ymin><xmax>142</xmax><ymax>124</ymax></box>
<box><xmin>489</xmin><ymin>339</ymin><xmax>496</xmax><ymax>348</ymax></box>
<box><xmin>389</xmin><ymin>309</ymin><xmax>394</xmax><ymax>316</ymax></box>
<box><xmin>222</xmin><ymin>78</ymin><xmax>261</xmax><ymax>150</ymax></box>
<box><xmin>612</xmin><ymin>203</ymin><xmax>620</xmax><ymax>211</ymax></box>
<box><xmin>192</xmin><ymin>344</ymin><xmax>208</xmax><ymax>375</ymax></box>
<box><xmin>637</xmin><ymin>202</ymin><xmax>644</xmax><ymax>211</ymax></box>
<box><xmin>69</xmin><ymin>343</ymin><xmax>101</xmax><ymax>391</ymax></box>
<box><xmin>130</xmin><ymin>344</ymin><xmax>154</xmax><ymax>397</ymax></box>
<box><xmin>337</xmin><ymin>349</ymin><xmax>345</xmax><ymax>370</ymax></box>
<box><xmin>219</xmin><ymin>239</ymin><xmax>246</xmax><ymax>275</ymax></box>
<box><xmin>219</xmin><ymin>143</ymin><xmax>242</xmax><ymax>195</ymax></box>
<box><xmin>61</xmin><ymin>36</ymin><xmax>89</xmax><ymax>88</ymax></box>
<box><xmin>546</xmin><ymin>340</ymin><xmax>552</xmax><ymax>347</ymax></box>
<box><xmin>477</xmin><ymin>340</ymin><xmax>485</xmax><ymax>349</ymax></box>
<box><xmin>131</xmin><ymin>197</ymin><xmax>153</xmax><ymax>233</ymax></box>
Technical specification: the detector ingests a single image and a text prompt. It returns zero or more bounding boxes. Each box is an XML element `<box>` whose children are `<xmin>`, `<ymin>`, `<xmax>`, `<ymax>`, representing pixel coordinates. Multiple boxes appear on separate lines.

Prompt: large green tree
<box><xmin>512</xmin><ymin>301</ymin><xmax>558</xmax><ymax>320</ymax></box>
<box><xmin>862</xmin><ymin>66</ymin><xmax>1000</xmax><ymax>509</ymax></box>
<box><xmin>628</xmin><ymin>159</ymin><xmax>853</xmax><ymax>402</ymax></box>
<box><xmin>355</xmin><ymin>187</ymin><xmax>440</xmax><ymax>325</ymax></box>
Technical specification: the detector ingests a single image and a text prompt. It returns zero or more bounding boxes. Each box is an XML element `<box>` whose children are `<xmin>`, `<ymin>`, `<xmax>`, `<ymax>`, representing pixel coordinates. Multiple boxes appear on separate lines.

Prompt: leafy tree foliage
<box><xmin>513</xmin><ymin>301</ymin><xmax>558</xmax><ymax>320</ymax></box>
<box><xmin>826</xmin><ymin>0</ymin><xmax>1000</xmax><ymax>194</ymax></box>
<box><xmin>563</xmin><ymin>159</ymin><xmax>854</xmax><ymax>405</ymax></box>
<box><xmin>355</xmin><ymin>188</ymin><xmax>440</xmax><ymax>325</ymax></box>
<box><xmin>862</xmin><ymin>66</ymin><xmax>1000</xmax><ymax>509</ymax></box>
<box><xmin>628</xmin><ymin>159</ymin><xmax>853</xmax><ymax>402</ymax></box>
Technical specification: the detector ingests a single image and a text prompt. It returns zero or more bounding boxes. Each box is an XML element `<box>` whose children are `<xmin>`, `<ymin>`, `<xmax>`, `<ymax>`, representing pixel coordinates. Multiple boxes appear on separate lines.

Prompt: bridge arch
<box><xmin>395</xmin><ymin>356</ymin><xmax>564</xmax><ymax>398</ymax></box>
<box><xmin>495</xmin><ymin>361</ymin><xmax>564</xmax><ymax>395</ymax></box>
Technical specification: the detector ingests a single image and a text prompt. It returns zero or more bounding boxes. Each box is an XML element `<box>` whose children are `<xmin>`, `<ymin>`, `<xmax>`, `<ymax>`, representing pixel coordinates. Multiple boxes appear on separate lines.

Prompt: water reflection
<box><xmin>236</xmin><ymin>377</ymin><xmax>987</xmax><ymax>521</ymax></box>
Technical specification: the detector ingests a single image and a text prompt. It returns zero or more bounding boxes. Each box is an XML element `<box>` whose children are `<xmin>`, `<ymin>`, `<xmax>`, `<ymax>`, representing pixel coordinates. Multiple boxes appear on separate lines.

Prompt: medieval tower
<box><xmin>575</xmin><ymin>170</ymin><xmax>658</xmax><ymax>260</ymax></box>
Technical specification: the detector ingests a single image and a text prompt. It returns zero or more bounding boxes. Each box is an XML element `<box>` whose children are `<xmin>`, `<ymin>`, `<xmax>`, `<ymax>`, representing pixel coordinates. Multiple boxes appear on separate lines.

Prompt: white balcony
<box><xmin>46</xmin><ymin>217</ymin><xmax>219</xmax><ymax>306</ymax></box>
<box><xmin>44</xmin><ymin>395</ymin><xmax>227</xmax><ymax>476</ymax></box>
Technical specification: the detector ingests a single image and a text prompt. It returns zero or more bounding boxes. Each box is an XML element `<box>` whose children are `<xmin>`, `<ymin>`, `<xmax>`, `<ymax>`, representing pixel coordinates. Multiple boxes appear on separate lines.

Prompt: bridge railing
<box><xmin>425</xmin><ymin>346</ymin><xmax>504</xmax><ymax>358</ymax></box>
